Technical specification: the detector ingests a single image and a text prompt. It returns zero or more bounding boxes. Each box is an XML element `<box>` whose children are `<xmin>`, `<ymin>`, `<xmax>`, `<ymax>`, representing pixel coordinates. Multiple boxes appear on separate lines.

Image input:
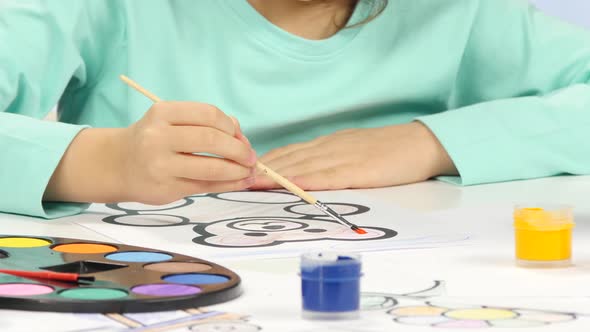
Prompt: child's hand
<box><xmin>45</xmin><ymin>102</ymin><xmax>256</xmax><ymax>205</ymax></box>
<box><xmin>251</xmin><ymin>122</ymin><xmax>456</xmax><ymax>190</ymax></box>
<box><xmin>120</xmin><ymin>102</ymin><xmax>256</xmax><ymax>204</ymax></box>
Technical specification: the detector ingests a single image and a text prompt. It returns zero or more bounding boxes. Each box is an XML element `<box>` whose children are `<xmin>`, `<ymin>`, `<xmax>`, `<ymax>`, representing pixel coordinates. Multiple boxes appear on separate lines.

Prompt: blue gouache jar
<box><xmin>300</xmin><ymin>252</ymin><xmax>362</xmax><ymax>320</ymax></box>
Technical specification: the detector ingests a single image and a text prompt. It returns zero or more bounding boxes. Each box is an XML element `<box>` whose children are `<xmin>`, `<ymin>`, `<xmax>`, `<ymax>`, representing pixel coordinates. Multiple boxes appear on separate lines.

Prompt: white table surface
<box><xmin>1</xmin><ymin>175</ymin><xmax>589</xmax><ymax>332</ymax></box>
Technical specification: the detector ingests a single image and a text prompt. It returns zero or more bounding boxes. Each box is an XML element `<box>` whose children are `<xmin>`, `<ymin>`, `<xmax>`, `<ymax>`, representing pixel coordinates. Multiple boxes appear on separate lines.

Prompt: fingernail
<box><xmin>243</xmin><ymin>134</ymin><xmax>251</xmax><ymax>147</ymax></box>
<box><xmin>249</xmin><ymin>150</ymin><xmax>257</xmax><ymax>165</ymax></box>
<box><xmin>231</xmin><ymin>116</ymin><xmax>242</xmax><ymax>135</ymax></box>
<box><xmin>236</xmin><ymin>130</ymin><xmax>251</xmax><ymax>146</ymax></box>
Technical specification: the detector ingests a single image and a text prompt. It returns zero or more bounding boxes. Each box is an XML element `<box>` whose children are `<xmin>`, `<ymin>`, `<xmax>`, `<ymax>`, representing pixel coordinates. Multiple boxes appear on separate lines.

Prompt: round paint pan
<box><xmin>0</xmin><ymin>234</ymin><xmax>241</xmax><ymax>313</ymax></box>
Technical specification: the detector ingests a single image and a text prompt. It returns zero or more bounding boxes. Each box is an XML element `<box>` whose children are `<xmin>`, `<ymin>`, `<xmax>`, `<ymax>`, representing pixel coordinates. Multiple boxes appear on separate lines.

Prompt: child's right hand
<box><xmin>45</xmin><ymin>102</ymin><xmax>256</xmax><ymax>205</ymax></box>
<box><xmin>120</xmin><ymin>102</ymin><xmax>257</xmax><ymax>204</ymax></box>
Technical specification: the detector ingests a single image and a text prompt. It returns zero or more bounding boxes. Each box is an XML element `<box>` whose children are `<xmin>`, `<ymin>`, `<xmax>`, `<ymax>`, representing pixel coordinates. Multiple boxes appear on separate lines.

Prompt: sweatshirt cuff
<box><xmin>0</xmin><ymin>115</ymin><xmax>90</xmax><ymax>218</ymax></box>
<box><xmin>416</xmin><ymin>99</ymin><xmax>533</xmax><ymax>186</ymax></box>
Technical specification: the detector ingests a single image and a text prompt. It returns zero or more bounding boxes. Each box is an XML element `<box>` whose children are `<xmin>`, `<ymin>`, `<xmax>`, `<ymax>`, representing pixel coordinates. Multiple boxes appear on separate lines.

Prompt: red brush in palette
<box><xmin>0</xmin><ymin>235</ymin><xmax>241</xmax><ymax>313</ymax></box>
<box><xmin>0</xmin><ymin>269</ymin><xmax>95</xmax><ymax>283</ymax></box>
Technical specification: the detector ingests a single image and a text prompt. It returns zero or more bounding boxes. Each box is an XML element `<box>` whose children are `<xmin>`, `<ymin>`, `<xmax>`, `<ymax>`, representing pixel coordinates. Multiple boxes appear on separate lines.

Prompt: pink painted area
<box><xmin>396</xmin><ymin>315</ymin><xmax>450</xmax><ymax>325</ymax></box>
<box><xmin>0</xmin><ymin>283</ymin><xmax>54</xmax><ymax>296</ymax></box>
<box><xmin>435</xmin><ymin>320</ymin><xmax>489</xmax><ymax>329</ymax></box>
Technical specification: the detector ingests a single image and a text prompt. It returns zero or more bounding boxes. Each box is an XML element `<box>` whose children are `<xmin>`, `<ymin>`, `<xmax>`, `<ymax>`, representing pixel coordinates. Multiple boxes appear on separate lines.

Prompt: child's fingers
<box><xmin>288</xmin><ymin>167</ymin><xmax>352</xmax><ymax>191</ymax></box>
<box><xmin>171</xmin><ymin>154</ymin><xmax>254</xmax><ymax>181</ymax></box>
<box><xmin>270</xmin><ymin>157</ymin><xmax>343</xmax><ymax>181</ymax></box>
<box><xmin>248</xmin><ymin>179</ymin><xmax>281</xmax><ymax>190</ymax></box>
<box><xmin>248</xmin><ymin>175</ymin><xmax>292</xmax><ymax>190</ymax></box>
<box><xmin>150</xmin><ymin>101</ymin><xmax>236</xmax><ymax>136</ymax></box>
<box><xmin>168</xmin><ymin>126</ymin><xmax>255</xmax><ymax>167</ymax></box>
<box><xmin>177</xmin><ymin>177</ymin><xmax>256</xmax><ymax>197</ymax></box>
<box><xmin>259</xmin><ymin>141</ymin><xmax>314</xmax><ymax>166</ymax></box>
<box><xmin>259</xmin><ymin>149</ymin><xmax>329</xmax><ymax>176</ymax></box>
<box><xmin>230</xmin><ymin>116</ymin><xmax>252</xmax><ymax>147</ymax></box>
<box><xmin>237</xmin><ymin>130</ymin><xmax>251</xmax><ymax>147</ymax></box>
<box><xmin>229</xmin><ymin>116</ymin><xmax>241</xmax><ymax>134</ymax></box>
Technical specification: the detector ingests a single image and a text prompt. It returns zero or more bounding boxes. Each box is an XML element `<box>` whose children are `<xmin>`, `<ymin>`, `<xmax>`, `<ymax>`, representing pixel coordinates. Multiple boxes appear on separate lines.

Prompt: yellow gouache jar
<box><xmin>513</xmin><ymin>205</ymin><xmax>574</xmax><ymax>268</ymax></box>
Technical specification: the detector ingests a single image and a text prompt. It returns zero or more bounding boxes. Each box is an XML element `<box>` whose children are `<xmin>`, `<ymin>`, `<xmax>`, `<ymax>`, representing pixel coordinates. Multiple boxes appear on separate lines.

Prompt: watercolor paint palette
<box><xmin>0</xmin><ymin>235</ymin><xmax>241</xmax><ymax>313</ymax></box>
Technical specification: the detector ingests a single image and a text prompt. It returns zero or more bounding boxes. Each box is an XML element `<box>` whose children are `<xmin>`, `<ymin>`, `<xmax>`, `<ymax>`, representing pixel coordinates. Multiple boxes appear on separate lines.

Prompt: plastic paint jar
<box><xmin>300</xmin><ymin>252</ymin><xmax>362</xmax><ymax>320</ymax></box>
<box><xmin>513</xmin><ymin>205</ymin><xmax>574</xmax><ymax>268</ymax></box>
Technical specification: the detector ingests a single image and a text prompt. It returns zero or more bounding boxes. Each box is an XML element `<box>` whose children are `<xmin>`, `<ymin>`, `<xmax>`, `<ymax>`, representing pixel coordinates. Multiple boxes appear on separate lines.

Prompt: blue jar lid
<box><xmin>300</xmin><ymin>252</ymin><xmax>361</xmax><ymax>281</ymax></box>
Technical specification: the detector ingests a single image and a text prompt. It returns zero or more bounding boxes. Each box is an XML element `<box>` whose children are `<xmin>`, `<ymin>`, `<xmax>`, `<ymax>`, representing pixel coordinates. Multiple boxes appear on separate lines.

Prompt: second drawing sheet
<box><xmin>69</xmin><ymin>190</ymin><xmax>469</xmax><ymax>259</ymax></box>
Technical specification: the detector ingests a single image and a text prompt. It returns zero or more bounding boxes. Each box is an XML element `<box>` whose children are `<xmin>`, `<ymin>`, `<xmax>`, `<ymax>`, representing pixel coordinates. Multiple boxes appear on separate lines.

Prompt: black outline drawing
<box><xmin>361</xmin><ymin>280</ymin><xmax>444</xmax><ymax>311</ymax></box>
<box><xmin>57</xmin><ymin>281</ymin><xmax>589</xmax><ymax>331</ymax></box>
<box><xmin>103</xmin><ymin>191</ymin><xmax>398</xmax><ymax>248</ymax></box>
<box><xmin>360</xmin><ymin>281</ymin><xmax>582</xmax><ymax>329</ymax></box>
<box><xmin>209</xmin><ymin>191</ymin><xmax>302</xmax><ymax>205</ymax></box>
<box><xmin>75</xmin><ymin>308</ymin><xmax>262</xmax><ymax>332</ymax></box>
<box><xmin>192</xmin><ymin>217</ymin><xmax>395</xmax><ymax>248</ymax></box>
<box><xmin>189</xmin><ymin>320</ymin><xmax>262</xmax><ymax>332</ymax></box>
<box><xmin>104</xmin><ymin>197</ymin><xmax>195</xmax><ymax>227</ymax></box>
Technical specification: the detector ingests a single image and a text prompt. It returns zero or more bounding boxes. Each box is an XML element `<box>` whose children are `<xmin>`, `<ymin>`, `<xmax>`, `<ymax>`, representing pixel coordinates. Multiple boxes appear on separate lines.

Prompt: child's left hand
<box><xmin>250</xmin><ymin>122</ymin><xmax>457</xmax><ymax>190</ymax></box>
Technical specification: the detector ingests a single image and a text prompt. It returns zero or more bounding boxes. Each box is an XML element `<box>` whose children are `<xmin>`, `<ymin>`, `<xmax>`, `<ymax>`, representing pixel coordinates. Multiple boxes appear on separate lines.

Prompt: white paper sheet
<box><xmin>65</xmin><ymin>190</ymin><xmax>469</xmax><ymax>260</ymax></box>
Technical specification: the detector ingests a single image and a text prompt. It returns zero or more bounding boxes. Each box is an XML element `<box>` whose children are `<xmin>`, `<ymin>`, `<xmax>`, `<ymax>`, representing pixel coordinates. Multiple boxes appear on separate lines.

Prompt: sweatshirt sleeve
<box><xmin>417</xmin><ymin>0</ymin><xmax>590</xmax><ymax>185</ymax></box>
<box><xmin>0</xmin><ymin>0</ymin><xmax>121</xmax><ymax>218</ymax></box>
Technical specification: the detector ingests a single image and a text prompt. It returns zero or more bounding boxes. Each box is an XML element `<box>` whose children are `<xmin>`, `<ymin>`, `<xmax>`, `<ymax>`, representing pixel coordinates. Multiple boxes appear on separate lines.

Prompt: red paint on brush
<box><xmin>354</xmin><ymin>228</ymin><xmax>368</xmax><ymax>235</ymax></box>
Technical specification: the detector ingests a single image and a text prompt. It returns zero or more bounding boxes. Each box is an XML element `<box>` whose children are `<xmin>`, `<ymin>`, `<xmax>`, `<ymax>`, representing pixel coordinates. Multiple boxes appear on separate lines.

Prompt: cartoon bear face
<box><xmin>193</xmin><ymin>217</ymin><xmax>396</xmax><ymax>247</ymax></box>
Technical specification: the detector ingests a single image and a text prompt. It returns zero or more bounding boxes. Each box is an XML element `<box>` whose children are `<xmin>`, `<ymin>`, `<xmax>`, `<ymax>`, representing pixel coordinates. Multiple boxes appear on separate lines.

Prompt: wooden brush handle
<box><xmin>120</xmin><ymin>75</ymin><xmax>162</xmax><ymax>103</ymax></box>
<box><xmin>255</xmin><ymin>161</ymin><xmax>317</xmax><ymax>205</ymax></box>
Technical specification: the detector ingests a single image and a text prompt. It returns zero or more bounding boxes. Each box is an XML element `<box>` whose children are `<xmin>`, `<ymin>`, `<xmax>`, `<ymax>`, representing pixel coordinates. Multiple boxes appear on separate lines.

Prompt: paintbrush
<box><xmin>253</xmin><ymin>162</ymin><xmax>367</xmax><ymax>234</ymax></box>
<box><xmin>0</xmin><ymin>269</ymin><xmax>95</xmax><ymax>283</ymax></box>
<box><xmin>119</xmin><ymin>75</ymin><xmax>367</xmax><ymax>234</ymax></box>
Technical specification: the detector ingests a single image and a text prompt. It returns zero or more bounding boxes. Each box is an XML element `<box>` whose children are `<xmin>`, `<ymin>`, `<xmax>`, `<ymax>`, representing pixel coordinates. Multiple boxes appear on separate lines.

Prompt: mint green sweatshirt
<box><xmin>1</xmin><ymin>0</ymin><xmax>589</xmax><ymax>218</ymax></box>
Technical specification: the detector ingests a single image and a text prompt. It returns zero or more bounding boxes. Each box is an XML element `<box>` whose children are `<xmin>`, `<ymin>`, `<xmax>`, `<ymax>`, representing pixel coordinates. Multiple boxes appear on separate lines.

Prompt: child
<box><xmin>0</xmin><ymin>0</ymin><xmax>589</xmax><ymax>218</ymax></box>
